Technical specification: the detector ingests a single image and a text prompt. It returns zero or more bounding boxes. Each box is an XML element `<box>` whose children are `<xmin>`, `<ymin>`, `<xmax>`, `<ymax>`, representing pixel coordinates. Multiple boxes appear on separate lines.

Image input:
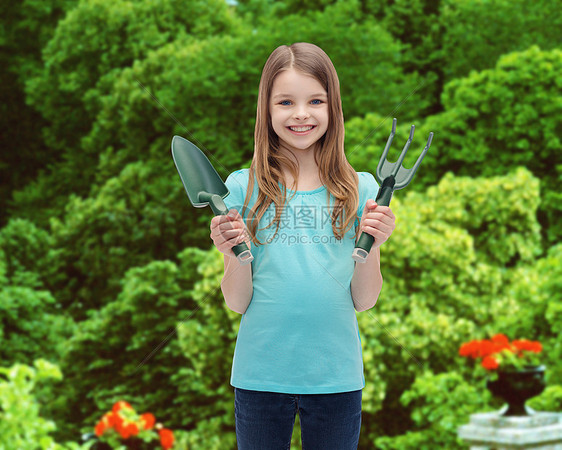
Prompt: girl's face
<box><xmin>269</xmin><ymin>69</ymin><xmax>329</xmax><ymax>155</ymax></box>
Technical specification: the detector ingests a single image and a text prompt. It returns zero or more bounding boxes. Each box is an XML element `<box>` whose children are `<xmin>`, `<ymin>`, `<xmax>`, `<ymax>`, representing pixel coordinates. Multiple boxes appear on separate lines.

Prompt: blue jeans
<box><xmin>234</xmin><ymin>387</ymin><xmax>362</xmax><ymax>450</ymax></box>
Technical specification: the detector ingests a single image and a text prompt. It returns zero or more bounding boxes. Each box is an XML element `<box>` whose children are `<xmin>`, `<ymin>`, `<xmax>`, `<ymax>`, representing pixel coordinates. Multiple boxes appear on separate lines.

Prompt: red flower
<box><xmin>159</xmin><ymin>428</ymin><xmax>174</xmax><ymax>450</ymax></box>
<box><xmin>94</xmin><ymin>401</ymin><xmax>174</xmax><ymax>448</ymax></box>
<box><xmin>491</xmin><ymin>334</ymin><xmax>511</xmax><ymax>352</ymax></box>
<box><xmin>107</xmin><ymin>412</ymin><xmax>118</xmax><ymax>427</ymax></box>
<box><xmin>481</xmin><ymin>355</ymin><xmax>499</xmax><ymax>370</ymax></box>
<box><xmin>113</xmin><ymin>401</ymin><xmax>133</xmax><ymax>414</ymax></box>
<box><xmin>478</xmin><ymin>340</ymin><xmax>497</xmax><ymax>358</ymax></box>
<box><xmin>95</xmin><ymin>420</ymin><xmax>106</xmax><ymax>437</ymax></box>
<box><xmin>512</xmin><ymin>339</ymin><xmax>542</xmax><ymax>353</ymax></box>
<box><xmin>459</xmin><ymin>334</ymin><xmax>543</xmax><ymax>372</ymax></box>
<box><xmin>490</xmin><ymin>333</ymin><xmax>508</xmax><ymax>345</ymax></box>
<box><xmin>95</xmin><ymin>412</ymin><xmax>118</xmax><ymax>437</ymax></box>
<box><xmin>141</xmin><ymin>412</ymin><xmax>156</xmax><ymax>430</ymax></box>
<box><xmin>459</xmin><ymin>340</ymin><xmax>480</xmax><ymax>358</ymax></box>
<box><xmin>118</xmin><ymin>421</ymin><xmax>140</xmax><ymax>439</ymax></box>
<box><xmin>113</xmin><ymin>412</ymin><xmax>124</xmax><ymax>431</ymax></box>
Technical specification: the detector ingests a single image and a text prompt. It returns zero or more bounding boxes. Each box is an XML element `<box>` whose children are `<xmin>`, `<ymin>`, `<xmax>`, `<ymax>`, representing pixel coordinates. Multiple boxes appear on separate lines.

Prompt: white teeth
<box><xmin>289</xmin><ymin>126</ymin><xmax>314</xmax><ymax>132</ymax></box>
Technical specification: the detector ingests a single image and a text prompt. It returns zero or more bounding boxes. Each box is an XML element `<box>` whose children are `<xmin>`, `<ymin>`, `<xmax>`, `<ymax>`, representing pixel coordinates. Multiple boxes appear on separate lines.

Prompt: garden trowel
<box><xmin>171</xmin><ymin>136</ymin><xmax>253</xmax><ymax>265</ymax></box>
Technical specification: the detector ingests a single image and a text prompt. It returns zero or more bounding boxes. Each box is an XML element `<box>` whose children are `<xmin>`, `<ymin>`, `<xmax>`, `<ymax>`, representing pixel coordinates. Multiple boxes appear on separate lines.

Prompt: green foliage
<box><xmin>0</xmin><ymin>278</ymin><xmax>70</xmax><ymax>369</ymax></box>
<box><xmin>10</xmin><ymin>0</ymin><xmax>242</xmax><ymax>227</ymax></box>
<box><xmin>26</xmin><ymin>0</ymin><xmax>240</xmax><ymax>152</ymax></box>
<box><xmin>46</xmin><ymin>160</ymin><xmax>199</xmax><ymax>316</ymax></box>
<box><xmin>373</xmin><ymin>370</ymin><xmax>561</xmax><ymax>449</ymax></box>
<box><xmin>0</xmin><ymin>359</ymin><xmax>101</xmax><ymax>449</ymax></box>
<box><xmin>437</xmin><ymin>46</ymin><xmax>562</xmax><ymax>244</ymax></box>
<box><xmin>41</xmin><ymin>247</ymin><xmax>212</xmax><ymax>443</ymax></box>
<box><xmin>353</xmin><ymin>0</ymin><xmax>562</xmax><ymax>116</ymax></box>
<box><xmin>0</xmin><ymin>0</ymin><xmax>79</xmax><ymax>73</ymax></box>
<box><xmin>383</xmin><ymin>167</ymin><xmax>540</xmax><ymax>307</ymax></box>
<box><xmin>374</xmin><ymin>371</ymin><xmax>492</xmax><ymax>449</ymax></box>
<box><xmin>0</xmin><ymin>359</ymin><xmax>70</xmax><ymax>449</ymax></box>
<box><xmin>348</xmin><ymin>45</ymin><xmax>562</xmax><ymax>247</ymax></box>
<box><xmin>355</xmin><ymin>168</ymin><xmax>561</xmax><ymax>444</ymax></box>
<box><xmin>1</xmin><ymin>1</ymin><xmax>561</xmax><ymax>448</ymax></box>
<box><xmin>0</xmin><ymin>221</ymin><xmax>77</xmax><ymax>368</ymax></box>
<box><xmin>439</xmin><ymin>0</ymin><xmax>562</xmax><ymax>81</ymax></box>
<box><xmin>0</xmin><ymin>218</ymin><xmax>52</xmax><ymax>286</ymax></box>
<box><xmin>0</xmin><ymin>0</ymin><xmax>78</xmax><ymax>225</ymax></box>
<box><xmin>495</xmin><ymin>243</ymin><xmax>562</xmax><ymax>384</ymax></box>
<box><xmin>541</xmin><ymin>244</ymin><xmax>562</xmax><ymax>337</ymax></box>
<box><xmin>173</xmin><ymin>247</ymin><xmax>238</xmax><ymax>447</ymax></box>
<box><xmin>364</xmin><ymin>0</ymin><xmax>443</xmax><ymax>103</ymax></box>
<box><xmin>528</xmin><ymin>385</ymin><xmax>562</xmax><ymax>413</ymax></box>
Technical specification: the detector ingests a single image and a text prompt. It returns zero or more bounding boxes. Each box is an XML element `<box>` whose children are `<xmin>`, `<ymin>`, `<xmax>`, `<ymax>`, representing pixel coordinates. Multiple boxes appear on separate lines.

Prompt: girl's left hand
<box><xmin>359</xmin><ymin>199</ymin><xmax>396</xmax><ymax>249</ymax></box>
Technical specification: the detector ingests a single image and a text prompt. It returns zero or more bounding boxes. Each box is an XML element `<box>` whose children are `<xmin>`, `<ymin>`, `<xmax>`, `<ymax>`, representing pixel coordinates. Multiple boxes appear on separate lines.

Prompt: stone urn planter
<box><xmin>486</xmin><ymin>365</ymin><xmax>546</xmax><ymax>416</ymax></box>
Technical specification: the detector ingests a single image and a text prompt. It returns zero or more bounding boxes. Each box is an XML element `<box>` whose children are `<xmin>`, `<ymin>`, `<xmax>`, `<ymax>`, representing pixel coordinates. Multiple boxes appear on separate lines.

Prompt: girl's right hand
<box><xmin>210</xmin><ymin>209</ymin><xmax>250</xmax><ymax>257</ymax></box>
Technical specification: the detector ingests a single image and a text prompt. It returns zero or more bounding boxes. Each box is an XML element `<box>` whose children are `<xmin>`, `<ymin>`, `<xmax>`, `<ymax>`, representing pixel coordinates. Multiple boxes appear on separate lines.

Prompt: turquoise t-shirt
<box><xmin>223</xmin><ymin>169</ymin><xmax>379</xmax><ymax>394</ymax></box>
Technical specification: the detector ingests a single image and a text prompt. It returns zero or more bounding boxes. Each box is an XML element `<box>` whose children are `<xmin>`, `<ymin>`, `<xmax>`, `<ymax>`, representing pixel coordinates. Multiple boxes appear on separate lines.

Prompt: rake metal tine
<box><xmin>391</xmin><ymin>125</ymin><xmax>415</xmax><ymax>178</ymax></box>
<box><xmin>376</xmin><ymin>118</ymin><xmax>397</xmax><ymax>182</ymax></box>
<box><xmin>395</xmin><ymin>131</ymin><xmax>434</xmax><ymax>190</ymax></box>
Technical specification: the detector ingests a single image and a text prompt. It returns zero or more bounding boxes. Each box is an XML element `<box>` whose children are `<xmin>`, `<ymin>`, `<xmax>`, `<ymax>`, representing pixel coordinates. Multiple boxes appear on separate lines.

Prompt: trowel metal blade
<box><xmin>171</xmin><ymin>136</ymin><xmax>229</xmax><ymax>207</ymax></box>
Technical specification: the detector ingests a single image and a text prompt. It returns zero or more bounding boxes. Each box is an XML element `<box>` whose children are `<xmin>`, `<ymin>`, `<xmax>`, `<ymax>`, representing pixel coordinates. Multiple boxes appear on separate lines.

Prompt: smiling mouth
<box><xmin>287</xmin><ymin>125</ymin><xmax>316</xmax><ymax>133</ymax></box>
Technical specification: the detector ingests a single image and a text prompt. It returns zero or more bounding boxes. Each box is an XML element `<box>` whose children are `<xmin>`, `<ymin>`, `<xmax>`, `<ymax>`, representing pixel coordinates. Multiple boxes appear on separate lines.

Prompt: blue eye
<box><xmin>311</xmin><ymin>99</ymin><xmax>323</xmax><ymax>105</ymax></box>
<box><xmin>280</xmin><ymin>100</ymin><xmax>291</xmax><ymax>105</ymax></box>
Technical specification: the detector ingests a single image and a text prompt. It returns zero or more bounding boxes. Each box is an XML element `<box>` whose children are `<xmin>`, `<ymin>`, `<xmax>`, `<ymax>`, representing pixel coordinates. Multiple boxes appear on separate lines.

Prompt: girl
<box><xmin>210</xmin><ymin>42</ymin><xmax>395</xmax><ymax>449</ymax></box>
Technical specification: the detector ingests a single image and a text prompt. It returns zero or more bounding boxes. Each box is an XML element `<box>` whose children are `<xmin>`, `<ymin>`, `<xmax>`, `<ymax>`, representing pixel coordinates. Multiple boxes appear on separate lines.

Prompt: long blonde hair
<box><xmin>241</xmin><ymin>42</ymin><xmax>360</xmax><ymax>245</ymax></box>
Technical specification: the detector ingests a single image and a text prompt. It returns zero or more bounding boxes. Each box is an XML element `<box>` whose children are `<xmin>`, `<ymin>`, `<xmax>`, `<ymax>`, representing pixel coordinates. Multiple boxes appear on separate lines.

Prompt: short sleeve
<box><xmin>356</xmin><ymin>172</ymin><xmax>379</xmax><ymax>222</ymax></box>
<box><xmin>224</xmin><ymin>169</ymin><xmax>249</xmax><ymax>214</ymax></box>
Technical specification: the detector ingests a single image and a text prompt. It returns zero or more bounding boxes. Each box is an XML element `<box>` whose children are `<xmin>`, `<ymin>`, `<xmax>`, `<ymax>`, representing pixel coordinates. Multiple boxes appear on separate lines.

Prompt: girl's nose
<box><xmin>293</xmin><ymin>106</ymin><xmax>310</xmax><ymax>120</ymax></box>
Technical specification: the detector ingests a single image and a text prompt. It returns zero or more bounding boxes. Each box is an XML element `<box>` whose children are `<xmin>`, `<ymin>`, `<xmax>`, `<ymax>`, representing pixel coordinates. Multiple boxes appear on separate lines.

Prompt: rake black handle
<box><xmin>352</xmin><ymin>176</ymin><xmax>395</xmax><ymax>263</ymax></box>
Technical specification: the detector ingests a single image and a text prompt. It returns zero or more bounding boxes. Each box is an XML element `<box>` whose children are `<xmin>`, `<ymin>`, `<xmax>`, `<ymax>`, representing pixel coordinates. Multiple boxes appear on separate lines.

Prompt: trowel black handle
<box><xmin>352</xmin><ymin>176</ymin><xmax>395</xmax><ymax>263</ymax></box>
<box><xmin>231</xmin><ymin>241</ymin><xmax>253</xmax><ymax>265</ymax></box>
<box><xmin>200</xmin><ymin>192</ymin><xmax>254</xmax><ymax>265</ymax></box>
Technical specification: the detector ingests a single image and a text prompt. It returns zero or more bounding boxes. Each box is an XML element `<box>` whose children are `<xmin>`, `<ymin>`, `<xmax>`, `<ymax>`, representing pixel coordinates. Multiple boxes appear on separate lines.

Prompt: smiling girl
<box><xmin>210</xmin><ymin>42</ymin><xmax>395</xmax><ymax>449</ymax></box>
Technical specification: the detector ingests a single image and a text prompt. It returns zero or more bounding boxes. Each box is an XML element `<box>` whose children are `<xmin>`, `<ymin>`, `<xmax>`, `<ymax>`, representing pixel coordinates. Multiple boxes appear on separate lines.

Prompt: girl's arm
<box><xmin>221</xmin><ymin>253</ymin><xmax>253</xmax><ymax>314</ymax></box>
<box><xmin>210</xmin><ymin>209</ymin><xmax>254</xmax><ymax>314</ymax></box>
<box><xmin>350</xmin><ymin>199</ymin><xmax>395</xmax><ymax>312</ymax></box>
<box><xmin>350</xmin><ymin>247</ymin><xmax>383</xmax><ymax>312</ymax></box>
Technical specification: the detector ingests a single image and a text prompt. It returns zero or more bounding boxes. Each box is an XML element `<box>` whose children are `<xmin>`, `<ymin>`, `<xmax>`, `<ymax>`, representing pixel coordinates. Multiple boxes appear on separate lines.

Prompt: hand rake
<box><xmin>352</xmin><ymin>118</ymin><xmax>433</xmax><ymax>263</ymax></box>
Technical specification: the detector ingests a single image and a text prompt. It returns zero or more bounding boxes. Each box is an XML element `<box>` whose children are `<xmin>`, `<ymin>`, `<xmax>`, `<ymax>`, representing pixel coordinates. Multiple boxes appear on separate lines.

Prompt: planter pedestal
<box><xmin>458</xmin><ymin>408</ymin><xmax>562</xmax><ymax>449</ymax></box>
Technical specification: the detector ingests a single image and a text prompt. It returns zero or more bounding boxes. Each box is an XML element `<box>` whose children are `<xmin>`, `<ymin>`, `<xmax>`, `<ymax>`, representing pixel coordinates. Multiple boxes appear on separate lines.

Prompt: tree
<box><xmin>0</xmin><ymin>220</ymin><xmax>76</xmax><ymax>368</ymax></box>
<box><xmin>0</xmin><ymin>0</ymin><xmax>79</xmax><ymax>226</ymax></box>
<box><xmin>346</xmin><ymin>46</ymin><xmax>562</xmax><ymax>247</ymax></box>
<box><xmin>11</xmin><ymin>0</ymin><xmax>242</xmax><ymax>227</ymax></box>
